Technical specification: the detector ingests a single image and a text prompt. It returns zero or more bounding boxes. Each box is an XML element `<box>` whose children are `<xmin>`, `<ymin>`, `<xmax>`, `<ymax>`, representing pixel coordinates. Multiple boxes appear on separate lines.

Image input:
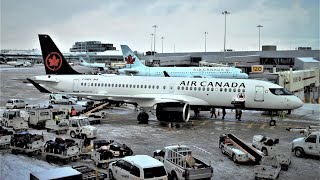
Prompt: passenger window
<box><xmin>149</xmin><ymin>85</ymin><xmax>151</xmax><ymax>89</ymax></box>
<box><xmin>145</xmin><ymin>85</ymin><xmax>147</xmax><ymax>88</ymax></box>
<box><xmin>242</xmin><ymin>89</ymin><xmax>245</xmax><ymax>92</ymax></box>
<box><xmin>198</xmin><ymin>87</ymin><xmax>201</xmax><ymax>91</ymax></box>
<box><xmin>126</xmin><ymin>84</ymin><xmax>128</xmax><ymax>88</ymax></box>
<box><xmin>238</xmin><ymin>89</ymin><xmax>240</xmax><ymax>92</ymax></box>
<box><xmin>130</xmin><ymin>84</ymin><xmax>132</xmax><ymax>88</ymax></box>
<box><xmin>177</xmin><ymin>86</ymin><xmax>180</xmax><ymax>90</ymax></box>
<box><xmin>163</xmin><ymin>86</ymin><xmax>166</xmax><ymax>89</ymax></box>
<box><xmin>156</xmin><ymin>85</ymin><xmax>159</xmax><ymax>89</ymax></box>
<box><xmin>115</xmin><ymin>84</ymin><xmax>117</xmax><ymax>87</ymax></box>
<box><xmin>152</xmin><ymin>85</ymin><xmax>155</xmax><ymax>89</ymax></box>
<box><xmin>229</xmin><ymin>88</ymin><xmax>232</xmax><ymax>92</ymax></box>
<box><xmin>112</xmin><ymin>84</ymin><xmax>114</xmax><ymax>87</ymax></box>
<box><xmin>220</xmin><ymin>88</ymin><xmax>223</xmax><ymax>92</ymax></box>
<box><xmin>181</xmin><ymin>87</ymin><xmax>184</xmax><ymax>90</ymax></box>
<box><xmin>95</xmin><ymin>83</ymin><xmax>97</xmax><ymax>86</ymax></box>
<box><xmin>194</xmin><ymin>87</ymin><xmax>197</xmax><ymax>90</ymax></box>
<box><xmin>305</xmin><ymin>135</ymin><xmax>317</xmax><ymax>143</ymax></box>
<box><xmin>98</xmin><ymin>83</ymin><xmax>100</xmax><ymax>87</ymax></box>
<box><xmin>224</xmin><ymin>88</ymin><xmax>227</xmax><ymax>92</ymax></box>
<box><xmin>133</xmin><ymin>85</ymin><xmax>135</xmax><ymax>88</ymax></box>
<box><xmin>233</xmin><ymin>88</ymin><xmax>236</xmax><ymax>92</ymax></box>
<box><xmin>91</xmin><ymin>83</ymin><xmax>93</xmax><ymax>86</ymax></box>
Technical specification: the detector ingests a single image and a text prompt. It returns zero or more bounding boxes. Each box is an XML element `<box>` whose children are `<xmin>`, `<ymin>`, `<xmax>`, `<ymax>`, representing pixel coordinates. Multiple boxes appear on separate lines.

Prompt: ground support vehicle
<box><xmin>73</xmin><ymin>165</ymin><xmax>107</xmax><ymax>180</ymax></box>
<box><xmin>45</xmin><ymin>119</ymin><xmax>69</xmax><ymax>134</ymax></box>
<box><xmin>1</xmin><ymin>109</ymin><xmax>23</xmax><ymax>127</ymax></box>
<box><xmin>291</xmin><ymin>131</ymin><xmax>320</xmax><ymax>158</ymax></box>
<box><xmin>50</xmin><ymin>93</ymin><xmax>78</xmax><ymax>104</ymax></box>
<box><xmin>42</xmin><ymin>137</ymin><xmax>80</xmax><ymax>164</ymax></box>
<box><xmin>10</xmin><ymin>132</ymin><xmax>43</xmax><ymax>156</ymax></box>
<box><xmin>27</xmin><ymin>108</ymin><xmax>53</xmax><ymax>129</ymax></box>
<box><xmin>5</xmin><ymin>99</ymin><xmax>26</xmax><ymax>109</ymax></box>
<box><xmin>252</xmin><ymin>135</ymin><xmax>291</xmax><ymax>170</ymax></box>
<box><xmin>68</xmin><ymin>116</ymin><xmax>97</xmax><ymax>139</ymax></box>
<box><xmin>219</xmin><ymin>134</ymin><xmax>263</xmax><ymax>164</ymax></box>
<box><xmin>30</xmin><ymin>167</ymin><xmax>82</xmax><ymax>180</ymax></box>
<box><xmin>254</xmin><ymin>156</ymin><xmax>281</xmax><ymax>180</ymax></box>
<box><xmin>154</xmin><ymin>145</ymin><xmax>213</xmax><ymax>180</ymax></box>
<box><xmin>0</xmin><ymin>126</ymin><xmax>13</xmax><ymax>149</ymax></box>
<box><xmin>90</xmin><ymin>139</ymin><xmax>133</xmax><ymax>168</ymax></box>
<box><xmin>109</xmin><ymin>155</ymin><xmax>167</xmax><ymax>180</ymax></box>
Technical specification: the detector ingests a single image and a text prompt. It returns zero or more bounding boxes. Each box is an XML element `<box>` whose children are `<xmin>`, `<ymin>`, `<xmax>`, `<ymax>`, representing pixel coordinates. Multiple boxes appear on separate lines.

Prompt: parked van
<box><xmin>108</xmin><ymin>155</ymin><xmax>168</xmax><ymax>180</ymax></box>
<box><xmin>50</xmin><ymin>94</ymin><xmax>77</xmax><ymax>105</ymax></box>
<box><xmin>6</xmin><ymin>99</ymin><xmax>26</xmax><ymax>109</ymax></box>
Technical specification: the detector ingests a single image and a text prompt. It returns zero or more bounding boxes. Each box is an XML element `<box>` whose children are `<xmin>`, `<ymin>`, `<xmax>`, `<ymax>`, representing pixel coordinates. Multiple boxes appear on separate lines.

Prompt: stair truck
<box><xmin>10</xmin><ymin>132</ymin><xmax>44</xmax><ymax>156</ymax></box>
<box><xmin>0</xmin><ymin>126</ymin><xmax>13</xmax><ymax>149</ymax></box>
<box><xmin>42</xmin><ymin>137</ymin><xmax>80</xmax><ymax>164</ymax></box>
<box><xmin>219</xmin><ymin>134</ymin><xmax>263</xmax><ymax>164</ymax></box>
<box><xmin>252</xmin><ymin>135</ymin><xmax>292</xmax><ymax>170</ymax></box>
<box><xmin>153</xmin><ymin>145</ymin><xmax>213</xmax><ymax>180</ymax></box>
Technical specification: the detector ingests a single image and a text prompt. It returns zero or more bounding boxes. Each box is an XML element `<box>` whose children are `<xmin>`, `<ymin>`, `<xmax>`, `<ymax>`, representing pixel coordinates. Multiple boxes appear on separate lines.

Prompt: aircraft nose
<box><xmin>292</xmin><ymin>97</ymin><xmax>303</xmax><ymax>109</ymax></box>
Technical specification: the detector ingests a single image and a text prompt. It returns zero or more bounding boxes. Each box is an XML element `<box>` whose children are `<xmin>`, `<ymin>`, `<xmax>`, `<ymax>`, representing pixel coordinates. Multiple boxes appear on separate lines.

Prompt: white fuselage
<box><xmin>119</xmin><ymin>66</ymin><xmax>249</xmax><ymax>79</ymax></box>
<box><xmin>33</xmin><ymin>74</ymin><xmax>303</xmax><ymax>110</ymax></box>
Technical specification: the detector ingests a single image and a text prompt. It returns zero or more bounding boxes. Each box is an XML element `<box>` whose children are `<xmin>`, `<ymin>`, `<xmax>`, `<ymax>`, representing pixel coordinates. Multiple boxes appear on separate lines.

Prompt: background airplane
<box><xmin>29</xmin><ymin>34</ymin><xmax>303</xmax><ymax>126</ymax></box>
<box><xmin>79</xmin><ymin>57</ymin><xmax>107</xmax><ymax>71</ymax></box>
<box><xmin>6</xmin><ymin>60</ymin><xmax>33</xmax><ymax>67</ymax></box>
<box><xmin>119</xmin><ymin>45</ymin><xmax>248</xmax><ymax>79</ymax></box>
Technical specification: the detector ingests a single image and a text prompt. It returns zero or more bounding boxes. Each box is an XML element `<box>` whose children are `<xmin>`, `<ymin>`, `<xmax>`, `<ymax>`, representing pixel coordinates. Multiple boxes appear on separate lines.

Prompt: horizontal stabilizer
<box><xmin>27</xmin><ymin>78</ymin><xmax>52</xmax><ymax>93</ymax></box>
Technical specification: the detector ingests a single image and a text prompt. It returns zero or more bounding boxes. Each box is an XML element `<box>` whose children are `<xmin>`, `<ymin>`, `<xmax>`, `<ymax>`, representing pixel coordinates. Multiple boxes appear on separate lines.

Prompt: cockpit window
<box><xmin>269</xmin><ymin>88</ymin><xmax>293</xmax><ymax>95</ymax></box>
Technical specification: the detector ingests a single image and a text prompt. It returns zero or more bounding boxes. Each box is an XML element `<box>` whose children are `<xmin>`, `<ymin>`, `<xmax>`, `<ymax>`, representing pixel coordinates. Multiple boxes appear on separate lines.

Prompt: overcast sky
<box><xmin>1</xmin><ymin>0</ymin><xmax>319</xmax><ymax>53</ymax></box>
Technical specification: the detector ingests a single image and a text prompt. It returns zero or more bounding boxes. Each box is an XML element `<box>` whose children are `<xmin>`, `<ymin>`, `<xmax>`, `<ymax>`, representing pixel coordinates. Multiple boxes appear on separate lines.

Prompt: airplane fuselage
<box><xmin>33</xmin><ymin>74</ymin><xmax>302</xmax><ymax>111</ymax></box>
<box><xmin>119</xmin><ymin>66</ymin><xmax>248</xmax><ymax>79</ymax></box>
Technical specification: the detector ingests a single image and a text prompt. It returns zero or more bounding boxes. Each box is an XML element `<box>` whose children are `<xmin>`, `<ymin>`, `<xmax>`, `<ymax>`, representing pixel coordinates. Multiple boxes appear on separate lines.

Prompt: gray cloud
<box><xmin>1</xmin><ymin>0</ymin><xmax>319</xmax><ymax>53</ymax></box>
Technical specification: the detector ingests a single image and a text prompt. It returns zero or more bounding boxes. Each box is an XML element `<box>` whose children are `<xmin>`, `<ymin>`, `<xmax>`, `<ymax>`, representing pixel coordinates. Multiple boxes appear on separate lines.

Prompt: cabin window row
<box><xmin>177</xmin><ymin>86</ymin><xmax>245</xmax><ymax>93</ymax></box>
<box><xmin>80</xmin><ymin>82</ymin><xmax>166</xmax><ymax>90</ymax></box>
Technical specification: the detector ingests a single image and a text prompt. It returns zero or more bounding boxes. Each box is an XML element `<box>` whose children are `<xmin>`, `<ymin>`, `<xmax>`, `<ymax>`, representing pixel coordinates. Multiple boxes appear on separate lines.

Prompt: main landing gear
<box><xmin>137</xmin><ymin>112</ymin><xmax>149</xmax><ymax>124</ymax></box>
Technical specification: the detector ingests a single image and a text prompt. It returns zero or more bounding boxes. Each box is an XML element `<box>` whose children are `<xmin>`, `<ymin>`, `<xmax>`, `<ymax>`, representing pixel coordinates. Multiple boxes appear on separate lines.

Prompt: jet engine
<box><xmin>156</xmin><ymin>103</ymin><xmax>190</xmax><ymax>122</ymax></box>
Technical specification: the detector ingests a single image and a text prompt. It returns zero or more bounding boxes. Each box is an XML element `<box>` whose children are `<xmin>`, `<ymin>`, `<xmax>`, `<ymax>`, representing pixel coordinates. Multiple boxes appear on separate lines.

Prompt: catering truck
<box><xmin>153</xmin><ymin>145</ymin><xmax>213</xmax><ymax>180</ymax></box>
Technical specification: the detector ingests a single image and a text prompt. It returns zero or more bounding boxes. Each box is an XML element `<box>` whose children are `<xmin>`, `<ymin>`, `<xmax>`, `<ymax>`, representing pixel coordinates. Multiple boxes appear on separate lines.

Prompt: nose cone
<box><xmin>241</xmin><ymin>73</ymin><xmax>249</xmax><ymax>79</ymax></box>
<box><xmin>292</xmin><ymin>96</ymin><xmax>304</xmax><ymax>109</ymax></box>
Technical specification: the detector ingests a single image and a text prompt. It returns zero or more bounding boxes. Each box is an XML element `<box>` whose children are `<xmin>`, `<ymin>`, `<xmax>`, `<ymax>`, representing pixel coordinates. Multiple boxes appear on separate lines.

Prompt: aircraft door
<box><xmin>254</xmin><ymin>86</ymin><xmax>264</xmax><ymax>101</ymax></box>
<box><xmin>73</xmin><ymin>79</ymin><xmax>79</xmax><ymax>92</ymax></box>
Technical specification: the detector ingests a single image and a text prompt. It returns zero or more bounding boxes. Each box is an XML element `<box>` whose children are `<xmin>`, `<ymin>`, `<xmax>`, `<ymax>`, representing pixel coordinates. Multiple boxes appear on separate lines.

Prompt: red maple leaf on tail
<box><xmin>125</xmin><ymin>55</ymin><xmax>135</xmax><ymax>64</ymax></box>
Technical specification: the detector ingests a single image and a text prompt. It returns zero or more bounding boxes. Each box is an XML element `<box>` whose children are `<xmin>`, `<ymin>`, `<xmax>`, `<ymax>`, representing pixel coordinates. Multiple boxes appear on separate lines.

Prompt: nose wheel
<box><xmin>137</xmin><ymin>112</ymin><xmax>149</xmax><ymax>123</ymax></box>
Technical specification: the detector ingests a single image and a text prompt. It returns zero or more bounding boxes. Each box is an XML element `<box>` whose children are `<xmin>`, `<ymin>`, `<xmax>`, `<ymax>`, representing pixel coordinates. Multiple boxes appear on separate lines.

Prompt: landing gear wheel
<box><xmin>171</xmin><ymin>171</ymin><xmax>178</xmax><ymax>180</ymax></box>
<box><xmin>70</xmin><ymin>131</ymin><xmax>76</xmax><ymax>138</ymax></box>
<box><xmin>137</xmin><ymin>112</ymin><xmax>149</xmax><ymax>123</ymax></box>
<box><xmin>269</xmin><ymin>120</ymin><xmax>276</xmax><ymax>126</ymax></box>
<box><xmin>232</xmin><ymin>154</ymin><xmax>238</xmax><ymax>163</ymax></box>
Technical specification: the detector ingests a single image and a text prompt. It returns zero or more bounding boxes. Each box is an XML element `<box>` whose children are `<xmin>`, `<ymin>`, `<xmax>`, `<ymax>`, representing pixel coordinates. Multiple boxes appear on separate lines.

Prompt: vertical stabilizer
<box><xmin>38</xmin><ymin>34</ymin><xmax>80</xmax><ymax>74</ymax></box>
<box><xmin>120</xmin><ymin>45</ymin><xmax>146</xmax><ymax>68</ymax></box>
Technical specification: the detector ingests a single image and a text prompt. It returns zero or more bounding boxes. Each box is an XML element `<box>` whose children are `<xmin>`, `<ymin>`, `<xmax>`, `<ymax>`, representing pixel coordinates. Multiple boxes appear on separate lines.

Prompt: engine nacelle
<box><xmin>156</xmin><ymin>103</ymin><xmax>190</xmax><ymax>122</ymax></box>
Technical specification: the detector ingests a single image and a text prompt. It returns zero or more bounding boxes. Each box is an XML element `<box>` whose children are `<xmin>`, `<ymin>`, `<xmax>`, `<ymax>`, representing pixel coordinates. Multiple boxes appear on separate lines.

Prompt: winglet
<box><xmin>27</xmin><ymin>78</ymin><xmax>52</xmax><ymax>93</ymax></box>
<box><xmin>120</xmin><ymin>45</ymin><xmax>146</xmax><ymax>68</ymax></box>
<box><xmin>163</xmin><ymin>71</ymin><xmax>171</xmax><ymax>77</ymax></box>
<box><xmin>38</xmin><ymin>34</ymin><xmax>81</xmax><ymax>75</ymax></box>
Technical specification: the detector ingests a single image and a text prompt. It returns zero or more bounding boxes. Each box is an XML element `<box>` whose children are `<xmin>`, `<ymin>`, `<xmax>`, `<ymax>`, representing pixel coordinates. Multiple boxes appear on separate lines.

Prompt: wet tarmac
<box><xmin>0</xmin><ymin>65</ymin><xmax>319</xmax><ymax>180</ymax></box>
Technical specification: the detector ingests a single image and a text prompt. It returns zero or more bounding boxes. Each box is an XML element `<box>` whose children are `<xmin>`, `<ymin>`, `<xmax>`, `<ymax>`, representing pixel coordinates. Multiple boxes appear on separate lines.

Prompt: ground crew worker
<box><xmin>222</xmin><ymin>108</ymin><xmax>226</xmax><ymax>119</ymax></box>
<box><xmin>71</xmin><ymin>107</ymin><xmax>77</xmax><ymax>116</ymax></box>
<box><xmin>210</xmin><ymin>108</ymin><xmax>217</xmax><ymax>118</ymax></box>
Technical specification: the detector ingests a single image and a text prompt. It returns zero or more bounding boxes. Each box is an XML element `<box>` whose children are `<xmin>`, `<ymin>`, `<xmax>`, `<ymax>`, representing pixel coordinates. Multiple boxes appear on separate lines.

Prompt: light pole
<box><xmin>150</xmin><ymin>33</ymin><xmax>154</xmax><ymax>53</ymax></box>
<box><xmin>204</xmin><ymin>32</ymin><xmax>208</xmax><ymax>52</ymax></box>
<box><xmin>152</xmin><ymin>25</ymin><xmax>158</xmax><ymax>54</ymax></box>
<box><xmin>161</xmin><ymin>37</ymin><xmax>164</xmax><ymax>53</ymax></box>
<box><xmin>257</xmin><ymin>25</ymin><xmax>263</xmax><ymax>51</ymax></box>
<box><xmin>222</xmin><ymin>10</ymin><xmax>230</xmax><ymax>64</ymax></box>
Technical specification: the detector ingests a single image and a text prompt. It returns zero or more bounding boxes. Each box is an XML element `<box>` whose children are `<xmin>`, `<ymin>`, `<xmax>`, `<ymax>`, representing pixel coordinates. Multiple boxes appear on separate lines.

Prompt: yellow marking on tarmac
<box><xmin>247</xmin><ymin>122</ymin><xmax>254</xmax><ymax>128</ymax></box>
<box><xmin>259</xmin><ymin>123</ymin><xmax>267</xmax><ymax>129</ymax></box>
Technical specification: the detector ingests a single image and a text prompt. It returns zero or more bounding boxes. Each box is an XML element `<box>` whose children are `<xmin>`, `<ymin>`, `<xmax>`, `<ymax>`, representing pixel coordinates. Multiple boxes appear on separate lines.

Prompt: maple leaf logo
<box><xmin>48</xmin><ymin>55</ymin><xmax>60</xmax><ymax>67</ymax></box>
<box><xmin>45</xmin><ymin>52</ymin><xmax>62</xmax><ymax>71</ymax></box>
<box><xmin>125</xmin><ymin>55</ymin><xmax>135</xmax><ymax>64</ymax></box>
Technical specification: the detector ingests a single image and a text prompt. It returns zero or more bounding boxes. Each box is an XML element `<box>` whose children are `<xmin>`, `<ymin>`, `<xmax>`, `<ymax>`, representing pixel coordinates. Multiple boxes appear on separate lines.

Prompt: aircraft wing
<box><xmin>65</xmin><ymin>93</ymin><xmax>209</xmax><ymax>107</ymax></box>
<box><xmin>123</xmin><ymin>69</ymin><xmax>139</xmax><ymax>75</ymax></box>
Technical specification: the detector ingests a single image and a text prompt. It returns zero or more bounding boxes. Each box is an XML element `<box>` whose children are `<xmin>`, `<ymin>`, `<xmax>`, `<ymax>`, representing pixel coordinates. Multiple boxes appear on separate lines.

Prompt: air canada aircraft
<box><xmin>29</xmin><ymin>34</ymin><xmax>303</xmax><ymax>126</ymax></box>
<box><xmin>119</xmin><ymin>45</ymin><xmax>249</xmax><ymax>79</ymax></box>
<box><xmin>79</xmin><ymin>57</ymin><xmax>107</xmax><ymax>71</ymax></box>
<box><xmin>6</xmin><ymin>60</ymin><xmax>33</xmax><ymax>67</ymax></box>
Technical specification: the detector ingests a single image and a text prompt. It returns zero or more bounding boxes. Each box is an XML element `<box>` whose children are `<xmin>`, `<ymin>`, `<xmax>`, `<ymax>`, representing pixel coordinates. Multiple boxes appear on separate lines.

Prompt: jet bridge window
<box><xmin>269</xmin><ymin>88</ymin><xmax>293</xmax><ymax>95</ymax></box>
